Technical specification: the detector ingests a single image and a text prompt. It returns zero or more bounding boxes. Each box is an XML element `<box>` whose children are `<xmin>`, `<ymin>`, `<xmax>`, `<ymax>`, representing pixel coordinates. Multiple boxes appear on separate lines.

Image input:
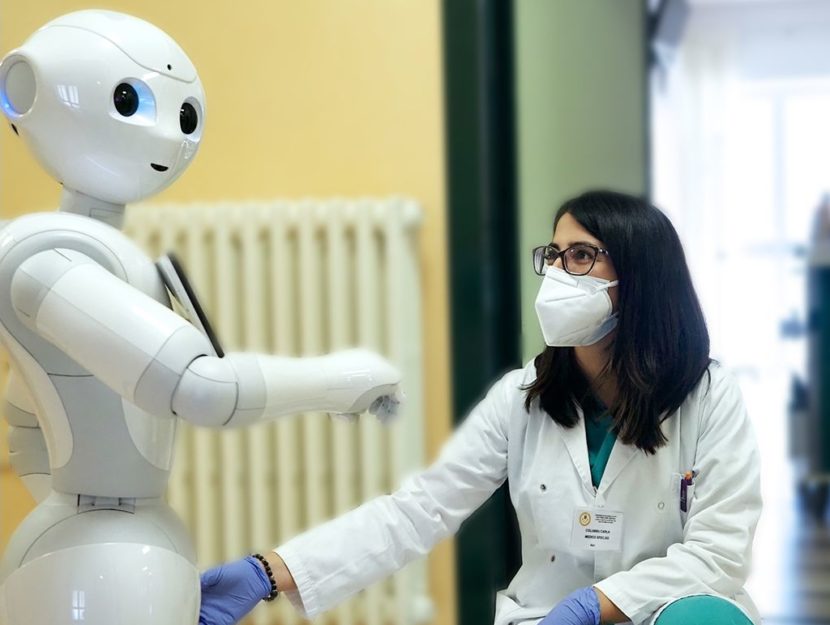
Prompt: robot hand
<box><xmin>329</xmin><ymin>390</ymin><xmax>404</xmax><ymax>425</ymax></box>
<box><xmin>322</xmin><ymin>349</ymin><xmax>404</xmax><ymax>424</ymax></box>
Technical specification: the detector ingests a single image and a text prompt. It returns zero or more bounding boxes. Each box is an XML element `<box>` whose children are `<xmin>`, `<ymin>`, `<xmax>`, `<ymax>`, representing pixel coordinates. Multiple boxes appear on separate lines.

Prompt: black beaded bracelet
<box><xmin>251</xmin><ymin>553</ymin><xmax>279</xmax><ymax>602</ymax></box>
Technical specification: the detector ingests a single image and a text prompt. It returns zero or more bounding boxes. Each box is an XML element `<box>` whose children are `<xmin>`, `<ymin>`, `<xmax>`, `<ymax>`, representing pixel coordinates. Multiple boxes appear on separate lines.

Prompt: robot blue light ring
<box><xmin>0</xmin><ymin>56</ymin><xmax>36</xmax><ymax>118</ymax></box>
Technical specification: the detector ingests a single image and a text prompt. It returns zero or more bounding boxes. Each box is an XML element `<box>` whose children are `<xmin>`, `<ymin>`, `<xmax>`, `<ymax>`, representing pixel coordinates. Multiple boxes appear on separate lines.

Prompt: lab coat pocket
<box><xmin>665</xmin><ymin>473</ymin><xmax>685</xmax><ymax>544</ymax></box>
<box><xmin>672</xmin><ymin>471</ymin><xmax>696</xmax><ymax>527</ymax></box>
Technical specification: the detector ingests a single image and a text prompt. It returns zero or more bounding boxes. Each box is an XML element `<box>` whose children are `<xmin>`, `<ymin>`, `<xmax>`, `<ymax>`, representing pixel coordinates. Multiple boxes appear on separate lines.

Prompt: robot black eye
<box><xmin>113</xmin><ymin>83</ymin><xmax>139</xmax><ymax>117</ymax></box>
<box><xmin>180</xmin><ymin>102</ymin><xmax>198</xmax><ymax>135</ymax></box>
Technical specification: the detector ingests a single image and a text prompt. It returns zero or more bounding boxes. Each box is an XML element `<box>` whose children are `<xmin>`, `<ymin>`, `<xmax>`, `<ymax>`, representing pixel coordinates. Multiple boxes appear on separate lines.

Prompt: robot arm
<box><xmin>173</xmin><ymin>350</ymin><xmax>401</xmax><ymax>428</ymax></box>
<box><xmin>4</xmin><ymin>370</ymin><xmax>51</xmax><ymax>501</ymax></box>
<box><xmin>10</xmin><ymin>248</ymin><xmax>401</xmax><ymax>428</ymax></box>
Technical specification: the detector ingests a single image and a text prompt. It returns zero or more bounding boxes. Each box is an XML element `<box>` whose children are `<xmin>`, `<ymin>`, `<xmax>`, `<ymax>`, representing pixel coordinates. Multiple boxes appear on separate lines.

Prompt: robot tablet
<box><xmin>157</xmin><ymin>253</ymin><xmax>224</xmax><ymax>358</ymax></box>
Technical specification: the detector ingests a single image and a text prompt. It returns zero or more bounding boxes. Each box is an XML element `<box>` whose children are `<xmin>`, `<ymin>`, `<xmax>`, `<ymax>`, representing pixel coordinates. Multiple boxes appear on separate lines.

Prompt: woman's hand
<box><xmin>199</xmin><ymin>556</ymin><xmax>272</xmax><ymax>625</ymax></box>
<box><xmin>539</xmin><ymin>587</ymin><xmax>601</xmax><ymax>625</ymax></box>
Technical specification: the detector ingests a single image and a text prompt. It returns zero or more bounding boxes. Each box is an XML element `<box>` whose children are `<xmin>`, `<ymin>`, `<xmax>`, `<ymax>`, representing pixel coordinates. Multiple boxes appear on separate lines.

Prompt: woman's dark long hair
<box><xmin>524</xmin><ymin>190</ymin><xmax>711</xmax><ymax>454</ymax></box>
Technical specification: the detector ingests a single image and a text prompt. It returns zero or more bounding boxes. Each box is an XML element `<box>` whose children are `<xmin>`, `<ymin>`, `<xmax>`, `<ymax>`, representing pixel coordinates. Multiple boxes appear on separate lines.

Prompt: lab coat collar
<box><xmin>557</xmin><ymin>405</ymin><xmax>640</xmax><ymax>498</ymax></box>
<box><xmin>557</xmin><ymin>406</ymin><xmax>595</xmax><ymax>496</ymax></box>
<box><xmin>596</xmin><ymin>438</ymin><xmax>638</xmax><ymax>496</ymax></box>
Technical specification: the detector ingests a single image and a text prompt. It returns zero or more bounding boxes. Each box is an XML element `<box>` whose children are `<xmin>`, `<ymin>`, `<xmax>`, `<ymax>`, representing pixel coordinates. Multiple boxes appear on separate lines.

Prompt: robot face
<box><xmin>0</xmin><ymin>10</ymin><xmax>206</xmax><ymax>205</ymax></box>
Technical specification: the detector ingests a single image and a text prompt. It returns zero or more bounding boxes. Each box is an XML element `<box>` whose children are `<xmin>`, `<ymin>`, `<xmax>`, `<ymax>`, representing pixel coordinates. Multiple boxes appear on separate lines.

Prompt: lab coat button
<box><xmin>657</xmin><ymin>501</ymin><xmax>665</xmax><ymax>510</ymax></box>
<box><xmin>540</xmin><ymin>484</ymin><xmax>547</xmax><ymax>492</ymax></box>
<box><xmin>550</xmin><ymin>554</ymin><xmax>556</xmax><ymax>562</ymax></box>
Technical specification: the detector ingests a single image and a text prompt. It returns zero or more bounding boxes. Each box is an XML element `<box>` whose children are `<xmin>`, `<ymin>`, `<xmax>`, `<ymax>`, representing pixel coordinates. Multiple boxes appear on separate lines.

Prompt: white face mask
<box><xmin>534</xmin><ymin>266</ymin><xmax>619</xmax><ymax>347</ymax></box>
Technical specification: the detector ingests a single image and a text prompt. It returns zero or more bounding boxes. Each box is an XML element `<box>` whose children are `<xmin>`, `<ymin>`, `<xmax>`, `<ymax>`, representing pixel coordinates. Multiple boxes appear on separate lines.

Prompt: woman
<box><xmin>199</xmin><ymin>190</ymin><xmax>762</xmax><ymax>625</ymax></box>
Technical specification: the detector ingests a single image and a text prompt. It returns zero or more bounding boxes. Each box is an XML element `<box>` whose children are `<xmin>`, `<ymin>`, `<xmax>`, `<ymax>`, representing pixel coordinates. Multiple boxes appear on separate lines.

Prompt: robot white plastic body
<box><xmin>0</xmin><ymin>212</ymin><xmax>201</xmax><ymax>624</ymax></box>
<box><xmin>0</xmin><ymin>11</ymin><xmax>401</xmax><ymax>625</ymax></box>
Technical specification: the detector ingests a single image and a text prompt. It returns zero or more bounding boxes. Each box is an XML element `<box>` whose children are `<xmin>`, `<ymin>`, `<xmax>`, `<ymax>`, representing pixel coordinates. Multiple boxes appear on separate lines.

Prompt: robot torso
<box><xmin>0</xmin><ymin>211</ymin><xmax>177</xmax><ymax>498</ymax></box>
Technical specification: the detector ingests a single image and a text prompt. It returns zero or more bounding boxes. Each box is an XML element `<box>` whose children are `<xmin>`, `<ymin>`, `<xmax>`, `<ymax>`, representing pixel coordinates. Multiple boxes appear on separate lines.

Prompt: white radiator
<box><xmin>124</xmin><ymin>198</ymin><xmax>430</xmax><ymax>625</ymax></box>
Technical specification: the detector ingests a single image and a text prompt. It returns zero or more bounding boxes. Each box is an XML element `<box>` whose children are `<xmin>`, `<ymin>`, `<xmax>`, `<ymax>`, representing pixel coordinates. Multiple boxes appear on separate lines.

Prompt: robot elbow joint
<box><xmin>172</xmin><ymin>356</ymin><xmax>238</xmax><ymax>427</ymax></box>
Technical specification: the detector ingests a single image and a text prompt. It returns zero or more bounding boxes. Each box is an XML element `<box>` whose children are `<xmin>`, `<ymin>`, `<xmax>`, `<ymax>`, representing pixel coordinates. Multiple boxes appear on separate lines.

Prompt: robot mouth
<box><xmin>151</xmin><ymin>163</ymin><xmax>169</xmax><ymax>172</ymax></box>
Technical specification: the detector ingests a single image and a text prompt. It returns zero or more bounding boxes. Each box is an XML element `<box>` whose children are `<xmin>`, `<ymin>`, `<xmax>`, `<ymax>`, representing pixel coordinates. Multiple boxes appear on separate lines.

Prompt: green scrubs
<box><xmin>584</xmin><ymin>409</ymin><xmax>616</xmax><ymax>489</ymax></box>
<box><xmin>654</xmin><ymin>596</ymin><xmax>754</xmax><ymax>625</ymax></box>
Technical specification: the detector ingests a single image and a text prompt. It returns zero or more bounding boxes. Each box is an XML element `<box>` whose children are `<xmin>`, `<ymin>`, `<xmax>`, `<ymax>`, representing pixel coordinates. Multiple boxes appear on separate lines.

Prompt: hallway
<box><xmin>742</xmin><ymin>373</ymin><xmax>830</xmax><ymax>624</ymax></box>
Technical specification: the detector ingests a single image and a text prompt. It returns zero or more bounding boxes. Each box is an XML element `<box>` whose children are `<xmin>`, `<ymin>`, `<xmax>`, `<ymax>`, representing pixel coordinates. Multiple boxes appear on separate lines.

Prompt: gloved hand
<box><xmin>199</xmin><ymin>556</ymin><xmax>272</xmax><ymax>625</ymax></box>
<box><xmin>323</xmin><ymin>348</ymin><xmax>404</xmax><ymax>424</ymax></box>
<box><xmin>539</xmin><ymin>587</ymin><xmax>601</xmax><ymax>625</ymax></box>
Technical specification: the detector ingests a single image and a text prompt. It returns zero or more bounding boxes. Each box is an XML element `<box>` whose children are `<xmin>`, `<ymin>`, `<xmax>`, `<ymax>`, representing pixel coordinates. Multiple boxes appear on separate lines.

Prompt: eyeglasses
<box><xmin>532</xmin><ymin>243</ymin><xmax>610</xmax><ymax>277</ymax></box>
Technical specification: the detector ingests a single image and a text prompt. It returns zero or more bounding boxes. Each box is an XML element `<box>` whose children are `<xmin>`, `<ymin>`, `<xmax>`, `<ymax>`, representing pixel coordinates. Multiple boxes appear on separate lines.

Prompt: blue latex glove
<box><xmin>199</xmin><ymin>556</ymin><xmax>272</xmax><ymax>625</ymax></box>
<box><xmin>539</xmin><ymin>586</ymin><xmax>601</xmax><ymax>625</ymax></box>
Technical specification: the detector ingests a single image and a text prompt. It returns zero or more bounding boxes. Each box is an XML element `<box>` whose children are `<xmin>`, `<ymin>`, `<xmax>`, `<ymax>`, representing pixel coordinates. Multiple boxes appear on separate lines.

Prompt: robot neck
<box><xmin>59</xmin><ymin>188</ymin><xmax>126</xmax><ymax>230</ymax></box>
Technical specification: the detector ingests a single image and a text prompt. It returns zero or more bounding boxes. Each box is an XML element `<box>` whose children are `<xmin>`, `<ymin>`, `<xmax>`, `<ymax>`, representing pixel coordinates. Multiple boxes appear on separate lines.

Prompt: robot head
<box><xmin>0</xmin><ymin>10</ymin><xmax>205</xmax><ymax>205</ymax></box>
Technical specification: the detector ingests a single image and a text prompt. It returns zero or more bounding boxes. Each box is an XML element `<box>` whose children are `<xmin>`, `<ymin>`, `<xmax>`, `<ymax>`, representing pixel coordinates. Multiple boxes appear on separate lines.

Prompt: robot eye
<box><xmin>113</xmin><ymin>83</ymin><xmax>139</xmax><ymax>117</ymax></box>
<box><xmin>180</xmin><ymin>102</ymin><xmax>198</xmax><ymax>135</ymax></box>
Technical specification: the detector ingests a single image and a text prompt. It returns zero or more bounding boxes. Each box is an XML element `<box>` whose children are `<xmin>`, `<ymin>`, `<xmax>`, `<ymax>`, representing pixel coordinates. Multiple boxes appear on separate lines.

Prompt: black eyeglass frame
<box><xmin>532</xmin><ymin>243</ymin><xmax>611</xmax><ymax>277</ymax></box>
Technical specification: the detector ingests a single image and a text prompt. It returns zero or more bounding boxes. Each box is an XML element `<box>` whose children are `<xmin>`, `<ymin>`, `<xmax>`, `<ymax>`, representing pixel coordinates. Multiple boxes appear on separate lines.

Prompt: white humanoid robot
<box><xmin>0</xmin><ymin>11</ymin><xmax>401</xmax><ymax>625</ymax></box>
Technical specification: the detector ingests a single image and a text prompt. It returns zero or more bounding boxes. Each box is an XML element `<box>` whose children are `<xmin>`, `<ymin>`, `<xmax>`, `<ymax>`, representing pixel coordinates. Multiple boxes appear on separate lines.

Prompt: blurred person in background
<box><xmin>198</xmin><ymin>190</ymin><xmax>762</xmax><ymax>625</ymax></box>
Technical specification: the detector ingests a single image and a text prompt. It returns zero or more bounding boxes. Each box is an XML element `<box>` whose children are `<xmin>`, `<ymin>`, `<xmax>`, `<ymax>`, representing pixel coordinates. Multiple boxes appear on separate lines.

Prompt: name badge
<box><xmin>570</xmin><ymin>508</ymin><xmax>624</xmax><ymax>551</ymax></box>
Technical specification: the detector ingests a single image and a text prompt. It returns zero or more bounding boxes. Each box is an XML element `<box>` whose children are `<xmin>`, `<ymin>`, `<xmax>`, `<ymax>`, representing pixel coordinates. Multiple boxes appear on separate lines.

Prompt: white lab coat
<box><xmin>276</xmin><ymin>362</ymin><xmax>762</xmax><ymax>625</ymax></box>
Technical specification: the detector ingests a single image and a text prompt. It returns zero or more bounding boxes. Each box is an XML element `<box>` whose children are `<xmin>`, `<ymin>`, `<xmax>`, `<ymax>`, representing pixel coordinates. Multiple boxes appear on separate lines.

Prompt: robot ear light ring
<box><xmin>0</xmin><ymin>10</ymin><xmax>403</xmax><ymax>625</ymax></box>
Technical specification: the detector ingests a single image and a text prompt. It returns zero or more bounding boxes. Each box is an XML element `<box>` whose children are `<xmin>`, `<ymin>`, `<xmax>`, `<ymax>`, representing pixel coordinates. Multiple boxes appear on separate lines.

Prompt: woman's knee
<box><xmin>654</xmin><ymin>596</ymin><xmax>753</xmax><ymax>625</ymax></box>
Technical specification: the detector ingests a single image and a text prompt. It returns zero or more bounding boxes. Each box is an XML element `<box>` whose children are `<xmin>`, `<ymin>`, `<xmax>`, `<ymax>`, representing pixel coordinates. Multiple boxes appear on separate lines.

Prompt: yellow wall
<box><xmin>0</xmin><ymin>2</ymin><xmax>454</xmax><ymax>624</ymax></box>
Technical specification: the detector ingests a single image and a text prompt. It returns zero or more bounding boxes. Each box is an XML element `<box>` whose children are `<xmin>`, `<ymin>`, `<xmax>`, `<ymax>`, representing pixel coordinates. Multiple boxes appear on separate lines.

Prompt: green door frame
<box><xmin>442</xmin><ymin>2</ymin><xmax>522</xmax><ymax>625</ymax></box>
